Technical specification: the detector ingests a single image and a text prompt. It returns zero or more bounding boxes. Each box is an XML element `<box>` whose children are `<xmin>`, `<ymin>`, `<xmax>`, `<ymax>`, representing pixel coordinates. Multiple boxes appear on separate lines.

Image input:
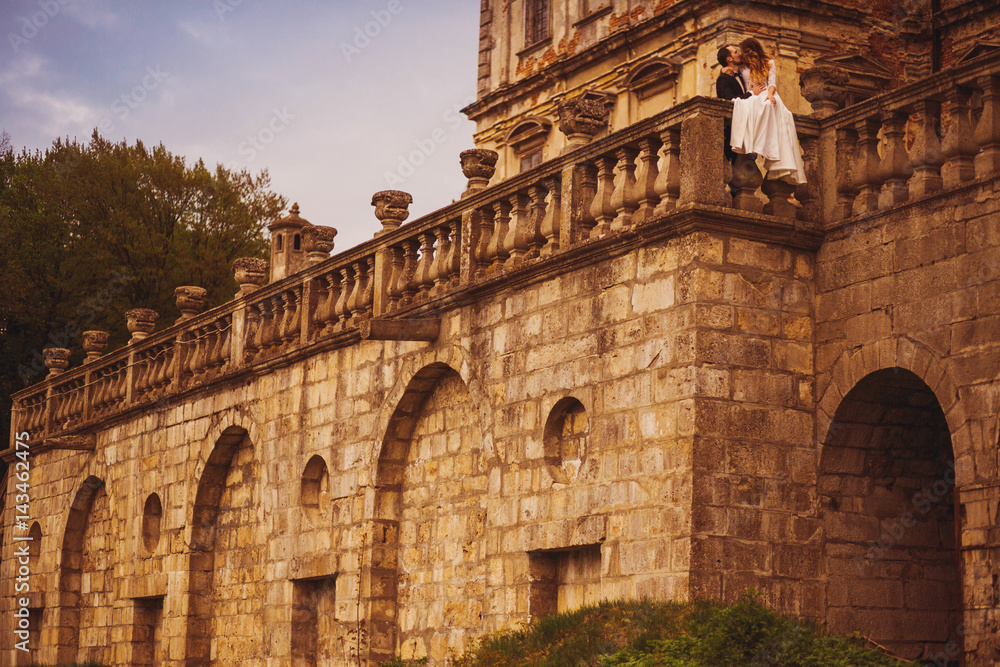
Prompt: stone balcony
<box><xmin>8</xmin><ymin>49</ymin><xmax>1000</xmax><ymax>452</ymax></box>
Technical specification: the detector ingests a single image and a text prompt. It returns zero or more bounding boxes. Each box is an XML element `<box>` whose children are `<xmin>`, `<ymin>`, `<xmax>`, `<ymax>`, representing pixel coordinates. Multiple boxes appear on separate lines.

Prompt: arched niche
<box><xmin>301</xmin><ymin>454</ymin><xmax>331</xmax><ymax>516</ymax></box>
<box><xmin>57</xmin><ymin>475</ymin><xmax>111</xmax><ymax>666</ymax></box>
<box><xmin>141</xmin><ymin>493</ymin><xmax>162</xmax><ymax>556</ymax></box>
<box><xmin>820</xmin><ymin>368</ymin><xmax>962</xmax><ymax>661</ymax></box>
<box><xmin>542</xmin><ymin>396</ymin><xmax>589</xmax><ymax>484</ymax></box>
<box><xmin>368</xmin><ymin>363</ymin><xmax>487</xmax><ymax>664</ymax></box>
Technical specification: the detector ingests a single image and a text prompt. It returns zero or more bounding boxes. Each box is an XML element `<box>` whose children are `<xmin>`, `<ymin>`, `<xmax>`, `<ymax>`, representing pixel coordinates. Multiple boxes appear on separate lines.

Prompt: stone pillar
<box><xmin>878</xmin><ymin>109</ymin><xmax>913</xmax><ymax>209</ymax></box>
<box><xmin>908</xmin><ymin>99</ymin><xmax>944</xmax><ymax>198</ymax></box>
<box><xmin>833</xmin><ymin>127</ymin><xmax>858</xmax><ymax>221</ymax></box>
<box><xmin>941</xmin><ymin>84</ymin><xmax>978</xmax><ymax>188</ymax></box>
<box><xmin>371</xmin><ymin>190</ymin><xmax>413</xmax><ymax>235</ymax></box>
<box><xmin>852</xmin><ymin>117</ymin><xmax>881</xmax><ymax>216</ymax></box>
<box><xmin>973</xmin><ymin>74</ymin><xmax>1000</xmax><ymax>178</ymax></box>
<box><xmin>679</xmin><ymin>112</ymin><xmax>728</xmax><ymax>207</ymax></box>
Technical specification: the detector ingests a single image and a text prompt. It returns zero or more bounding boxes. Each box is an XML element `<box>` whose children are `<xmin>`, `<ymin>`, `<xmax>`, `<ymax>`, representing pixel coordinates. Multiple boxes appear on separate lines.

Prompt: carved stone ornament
<box><xmin>126</xmin><ymin>308</ymin><xmax>160</xmax><ymax>344</ymax></box>
<box><xmin>302</xmin><ymin>225</ymin><xmax>338</xmax><ymax>265</ymax></box>
<box><xmin>233</xmin><ymin>257</ymin><xmax>269</xmax><ymax>298</ymax></box>
<box><xmin>371</xmin><ymin>190</ymin><xmax>413</xmax><ymax>234</ymax></box>
<box><xmin>558</xmin><ymin>98</ymin><xmax>610</xmax><ymax>145</ymax></box>
<box><xmin>174</xmin><ymin>286</ymin><xmax>208</xmax><ymax>324</ymax></box>
<box><xmin>43</xmin><ymin>347</ymin><xmax>71</xmax><ymax>377</ymax></box>
<box><xmin>460</xmin><ymin>149</ymin><xmax>499</xmax><ymax>194</ymax></box>
<box><xmin>799</xmin><ymin>66</ymin><xmax>850</xmax><ymax>118</ymax></box>
<box><xmin>82</xmin><ymin>330</ymin><xmax>110</xmax><ymax>363</ymax></box>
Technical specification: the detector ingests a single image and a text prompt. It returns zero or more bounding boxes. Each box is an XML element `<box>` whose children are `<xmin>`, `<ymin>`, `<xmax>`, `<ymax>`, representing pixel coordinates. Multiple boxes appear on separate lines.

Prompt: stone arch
<box><xmin>541</xmin><ymin>396</ymin><xmax>590</xmax><ymax>484</ymax></box>
<box><xmin>366</xmin><ymin>362</ymin><xmax>488</xmax><ymax>664</ymax></box>
<box><xmin>56</xmin><ymin>474</ymin><xmax>112</xmax><ymax>666</ymax></box>
<box><xmin>817</xmin><ymin>336</ymin><xmax>971</xmax><ymax>485</ymax></box>
<box><xmin>819</xmin><ymin>367</ymin><xmax>962</xmax><ymax>661</ymax></box>
<box><xmin>185</xmin><ymin>424</ymin><xmax>258</xmax><ymax>666</ymax></box>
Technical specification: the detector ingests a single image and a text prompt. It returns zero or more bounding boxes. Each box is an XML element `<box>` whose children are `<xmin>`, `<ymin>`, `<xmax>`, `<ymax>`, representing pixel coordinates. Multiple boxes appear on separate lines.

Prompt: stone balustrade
<box><xmin>11</xmin><ymin>49</ymin><xmax>1000</xmax><ymax>447</ymax></box>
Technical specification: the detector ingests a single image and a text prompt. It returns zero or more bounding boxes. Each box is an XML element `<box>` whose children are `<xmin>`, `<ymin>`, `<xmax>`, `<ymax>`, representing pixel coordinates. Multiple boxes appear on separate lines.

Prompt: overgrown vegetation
<box><xmin>421</xmin><ymin>594</ymin><xmax>919</xmax><ymax>667</ymax></box>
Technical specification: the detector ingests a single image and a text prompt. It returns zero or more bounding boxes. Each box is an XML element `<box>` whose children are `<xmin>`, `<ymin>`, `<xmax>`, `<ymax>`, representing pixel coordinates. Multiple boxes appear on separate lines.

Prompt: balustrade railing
<box><xmin>11</xmin><ymin>49</ymin><xmax>1000</xmax><ymax>446</ymax></box>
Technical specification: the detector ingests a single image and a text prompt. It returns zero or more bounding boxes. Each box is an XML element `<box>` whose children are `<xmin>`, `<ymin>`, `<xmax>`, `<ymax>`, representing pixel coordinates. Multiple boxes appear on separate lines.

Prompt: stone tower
<box><xmin>268</xmin><ymin>202</ymin><xmax>311</xmax><ymax>282</ymax></box>
<box><xmin>4</xmin><ymin>2</ymin><xmax>1000</xmax><ymax>666</ymax></box>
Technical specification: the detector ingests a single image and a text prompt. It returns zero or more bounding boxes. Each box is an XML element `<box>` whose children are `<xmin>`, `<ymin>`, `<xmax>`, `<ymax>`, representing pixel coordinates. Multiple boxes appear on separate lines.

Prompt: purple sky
<box><xmin>0</xmin><ymin>0</ymin><xmax>480</xmax><ymax>251</ymax></box>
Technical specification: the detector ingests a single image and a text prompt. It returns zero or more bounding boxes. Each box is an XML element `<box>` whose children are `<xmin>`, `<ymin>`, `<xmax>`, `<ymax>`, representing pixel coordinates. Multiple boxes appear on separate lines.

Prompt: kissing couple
<box><xmin>716</xmin><ymin>38</ymin><xmax>806</xmax><ymax>185</ymax></box>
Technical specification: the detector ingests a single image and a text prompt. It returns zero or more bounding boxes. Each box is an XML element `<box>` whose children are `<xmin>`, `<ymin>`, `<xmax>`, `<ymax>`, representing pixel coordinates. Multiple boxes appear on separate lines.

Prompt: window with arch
<box><xmin>301</xmin><ymin>455</ymin><xmax>331</xmax><ymax>516</ymax></box>
<box><xmin>543</xmin><ymin>397</ymin><xmax>589</xmax><ymax>484</ymax></box>
<box><xmin>142</xmin><ymin>493</ymin><xmax>162</xmax><ymax>555</ymax></box>
<box><xmin>276</xmin><ymin>234</ymin><xmax>284</xmax><ymax>252</ymax></box>
<box><xmin>293</xmin><ymin>233</ymin><xmax>301</xmax><ymax>251</ymax></box>
<box><xmin>28</xmin><ymin>521</ymin><xmax>42</xmax><ymax>566</ymax></box>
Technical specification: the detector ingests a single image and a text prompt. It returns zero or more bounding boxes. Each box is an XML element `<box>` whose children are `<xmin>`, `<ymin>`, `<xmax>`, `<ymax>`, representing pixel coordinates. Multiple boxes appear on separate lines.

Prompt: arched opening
<box><xmin>28</xmin><ymin>521</ymin><xmax>42</xmax><ymax>567</ymax></box>
<box><xmin>542</xmin><ymin>397</ymin><xmax>589</xmax><ymax>484</ymax></box>
<box><xmin>57</xmin><ymin>475</ymin><xmax>111</xmax><ymax>666</ymax></box>
<box><xmin>276</xmin><ymin>234</ymin><xmax>284</xmax><ymax>252</ymax></box>
<box><xmin>301</xmin><ymin>455</ymin><xmax>330</xmax><ymax>517</ymax></box>
<box><xmin>293</xmin><ymin>233</ymin><xmax>301</xmax><ymax>251</ymax></box>
<box><xmin>142</xmin><ymin>493</ymin><xmax>162</xmax><ymax>556</ymax></box>
<box><xmin>369</xmin><ymin>363</ymin><xmax>487</xmax><ymax>664</ymax></box>
<box><xmin>185</xmin><ymin>425</ymin><xmax>259</xmax><ymax>667</ymax></box>
<box><xmin>820</xmin><ymin>368</ymin><xmax>961</xmax><ymax>662</ymax></box>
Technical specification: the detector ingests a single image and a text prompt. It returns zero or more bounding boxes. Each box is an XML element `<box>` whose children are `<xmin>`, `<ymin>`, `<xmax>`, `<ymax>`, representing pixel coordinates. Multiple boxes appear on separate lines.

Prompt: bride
<box><xmin>729</xmin><ymin>37</ymin><xmax>807</xmax><ymax>185</ymax></box>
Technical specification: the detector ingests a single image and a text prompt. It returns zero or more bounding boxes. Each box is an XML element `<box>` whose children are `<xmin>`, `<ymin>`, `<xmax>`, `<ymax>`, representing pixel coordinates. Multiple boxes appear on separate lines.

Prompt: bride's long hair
<box><xmin>739</xmin><ymin>37</ymin><xmax>771</xmax><ymax>87</ymax></box>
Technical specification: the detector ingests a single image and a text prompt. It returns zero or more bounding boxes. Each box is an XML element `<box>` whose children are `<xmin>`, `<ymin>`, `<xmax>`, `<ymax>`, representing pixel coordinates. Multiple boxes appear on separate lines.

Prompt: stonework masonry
<box><xmin>4</xmin><ymin>2</ymin><xmax>1000</xmax><ymax>666</ymax></box>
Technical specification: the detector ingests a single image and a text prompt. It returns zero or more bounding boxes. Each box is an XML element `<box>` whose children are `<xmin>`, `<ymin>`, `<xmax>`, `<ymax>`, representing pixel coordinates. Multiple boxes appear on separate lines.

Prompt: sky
<box><xmin>0</xmin><ymin>0</ymin><xmax>481</xmax><ymax>251</ymax></box>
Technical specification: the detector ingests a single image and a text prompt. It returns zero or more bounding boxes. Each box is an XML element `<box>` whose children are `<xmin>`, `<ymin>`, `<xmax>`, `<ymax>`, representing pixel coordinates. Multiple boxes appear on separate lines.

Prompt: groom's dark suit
<box><xmin>717</xmin><ymin>70</ymin><xmax>751</xmax><ymax>161</ymax></box>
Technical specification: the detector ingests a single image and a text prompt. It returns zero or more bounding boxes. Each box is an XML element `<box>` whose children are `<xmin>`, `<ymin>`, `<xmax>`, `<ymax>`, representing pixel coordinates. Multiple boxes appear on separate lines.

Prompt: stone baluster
<box><xmin>908</xmin><ymin>99</ymin><xmax>944</xmax><ymax>198</ymax></box>
<box><xmin>610</xmin><ymin>146</ymin><xmax>639</xmax><ymax>229</ymax></box>
<box><xmin>360</xmin><ymin>258</ymin><xmax>375</xmax><ymax>318</ymax></box>
<box><xmin>833</xmin><ymin>127</ymin><xmax>859</xmax><ymax>221</ymax></box>
<box><xmin>431</xmin><ymin>226</ymin><xmax>450</xmax><ymax>293</ymax></box>
<box><xmin>762</xmin><ymin>178</ymin><xmax>797</xmax><ymax>218</ymax></box>
<box><xmin>460</xmin><ymin>149</ymin><xmax>498</xmax><ymax>197</ymax></box>
<box><xmin>878</xmin><ymin>109</ymin><xmax>913</xmax><ymax>209</ymax></box>
<box><xmin>590</xmin><ymin>155</ymin><xmax>616</xmax><ymax>236</ymax></box>
<box><xmin>43</xmin><ymin>348</ymin><xmax>70</xmax><ymax>379</ymax></box>
<box><xmin>487</xmin><ymin>199</ymin><xmax>512</xmax><ymax>269</ymax></box>
<box><xmin>852</xmin><ymin>117</ymin><xmax>882</xmax><ymax>216</ymax></box>
<box><xmin>539</xmin><ymin>178</ymin><xmax>561</xmax><ymax>257</ymax></box>
<box><xmin>974</xmin><ymin>75</ymin><xmax>1000</xmax><ymax>178</ymax></box>
<box><xmin>127</xmin><ymin>308</ymin><xmax>159</xmax><ymax>345</ymax></box>
<box><xmin>347</xmin><ymin>261</ymin><xmax>364</xmax><ymax>317</ymax></box>
<box><xmin>731</xmin><ymin>154</ymin><xmax>764</xmax><ymax>213</ymax></box>
<box><xmin>320</xmin><ymin>272</ymin><xmax>342</xmax><ymax>329</ymax></box>
<box><xmin>399</xmin><ymin>240</ymin><xmax>419</xmax><ymax>306</ymax></box>
<box><xmin>504</xmin><ymin>192</ymin><xmax>531</xmax><ymax>267</ymax></box>
<box><xmin>372</xmin><ymin>190</ymin><xmax>413</xmax><ymax>235</ymax></box>
<box><xmin>302</xmin><ymin>225</ymin><xmax>338</xmax><ymax>266</ymax></box>
<box><xmin>387</xmin><ymin>245</ymin><xmax>405</xmax><ymax>309</ymax></box>
<box><xmin>267</xmin><ymin>295</ymin><xmax>285</xmax><ymax>347</ymax></box>
<box><xmin>474</xmin><ymin>206</ymin><xmax>494</xmax><ymax>277</ymax></box>
<box><xmin>941</xmin><ymin>84</ymin><xmax>978</xmax><ymax>188</ymax></box>
<box><xmin>526</xmin><ymin>184</ymin><xmax>547</xmax><ymax>259</ymax></box>
<box><xmin>446</xmin><ymin>219</ymin><xmax>461</xmax><ymax>285</ymax></box>
<box><xmin>285</xmin><ymin>290</ymin><xmax>302</xmax><ymax>343</ymax></box>
<box><xmin>414</xmin><ymin>233</ymin><xmax>436</xmax><ymax>298</ymax></box>
<box><xmin>653</xmin><ymin>128</ymin><xmax>681</xmax><ymax>216</ymax></box>
<box><xmin>577</xmin><ymin>164</ymin><xmax>598</xmax><ymax>240</ymax></box>
<box><xmin>335</xmin><ymin>266</ymin><xmax>353</xmax><ymax>324</ymax></box>
<box><xmin>632</xmin><ymin>137</ymin><xmax>660</xmax><ymax>223</ymax></box>
<box><xmin>233</xmin><ymin>258</ymin><xmax>268</xmax><ymax>299</ymax></box>
<box><xmin>794</xmin><ymin>134</ymin><xmax>822</xmax><ymax>223</ymax></box>
<box><xmin>82</xmin><ymin>331</ymin><xmax>109</xmax><ymax>363</ymax></box>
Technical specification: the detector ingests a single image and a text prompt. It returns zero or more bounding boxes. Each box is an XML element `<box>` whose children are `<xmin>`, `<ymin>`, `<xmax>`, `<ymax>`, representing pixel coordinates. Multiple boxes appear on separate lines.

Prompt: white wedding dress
<box><xmin>730</xmin><ymin>60</ymin><xmax>806</xmax><ymax>184</ymax></box>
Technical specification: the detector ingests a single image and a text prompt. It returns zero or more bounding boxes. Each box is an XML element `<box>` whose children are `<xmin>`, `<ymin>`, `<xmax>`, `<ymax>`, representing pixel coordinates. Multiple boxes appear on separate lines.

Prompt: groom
<box><xmin>716</xmin><ymin>45</ymin><xmax>751</xmax><ymax>163</ymax></box>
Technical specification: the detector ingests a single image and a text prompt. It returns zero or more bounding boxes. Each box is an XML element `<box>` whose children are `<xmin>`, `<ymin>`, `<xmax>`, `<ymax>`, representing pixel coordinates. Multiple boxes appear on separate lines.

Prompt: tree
<box><xmin>0</xmin><ymin>130</ymin><xmax>287</xmax><ymax>448</ymax></box>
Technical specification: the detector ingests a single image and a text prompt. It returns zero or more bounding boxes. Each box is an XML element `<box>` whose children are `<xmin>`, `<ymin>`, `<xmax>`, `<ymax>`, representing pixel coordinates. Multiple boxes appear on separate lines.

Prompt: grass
<box><xmin>429</xmin><ymin>593</ymin><xmax>919</xmax><ymax>667</ymax></box>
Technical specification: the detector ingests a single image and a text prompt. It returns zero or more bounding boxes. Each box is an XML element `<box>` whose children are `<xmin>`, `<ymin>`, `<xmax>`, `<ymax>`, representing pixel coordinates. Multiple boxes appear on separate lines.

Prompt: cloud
<box><xmin>63</xmin><ymin>0</ymin><xmax>119</xmax><ymax>29</ymax></box>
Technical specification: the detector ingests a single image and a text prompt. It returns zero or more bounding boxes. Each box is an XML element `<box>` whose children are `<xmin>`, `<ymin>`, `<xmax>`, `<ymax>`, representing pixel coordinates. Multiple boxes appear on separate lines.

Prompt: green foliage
<box><xmin>451</xmin><ymin>594</ymin><xmax>919</xmax><ymax>667</ymax></box>
<box><xmin>0</xmin><ymin>130</ymin><xmax>286</xmax><ymax>447</ymax></box>
<box><xmin>382</xmin><ymin>658</ymin><xmax>429</xmax><ymax>667</ymax></box>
